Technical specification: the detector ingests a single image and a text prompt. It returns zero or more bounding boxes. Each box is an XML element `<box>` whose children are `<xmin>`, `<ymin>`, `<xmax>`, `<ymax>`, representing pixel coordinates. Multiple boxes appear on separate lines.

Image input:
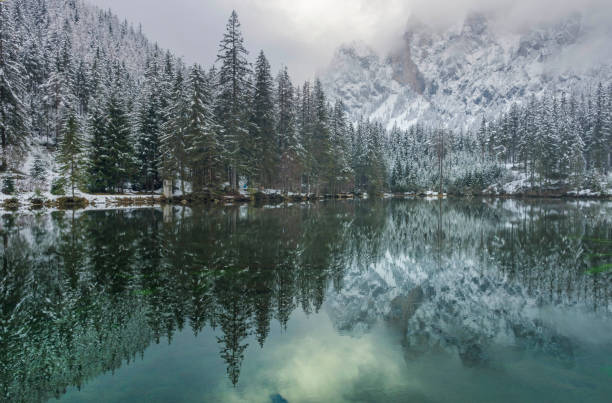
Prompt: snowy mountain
<box><xmin>322</xmin><ymin>12</ymin><xmax>612</xmax><ymax>130</ymax></box>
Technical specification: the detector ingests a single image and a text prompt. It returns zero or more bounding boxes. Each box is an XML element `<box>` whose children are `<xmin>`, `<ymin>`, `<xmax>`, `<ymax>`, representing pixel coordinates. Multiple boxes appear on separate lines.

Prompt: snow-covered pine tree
<box><xmin>543</xmin><ymin>95</ymin><xmax>561</xmax><ymax>179</ymax></box>
<box><xmin>298</xmin><ymin>81</ymin><xmax>315</xmax><ymax>192</ymax></box>
<box><xmin>57</xmin><ymin>112</ymin><xmax>83</xmax><ymax>197</ymax></box>
<box><xmin>363</xmin><ymin>121</ymin><xmax>386</xmax><ymax>194</ymax></box>
<box><xmin>310</xmin><ymin>78</ymin><xmax>334</xmax><ymax>193</ymax></box>
<box><xmin>74</xmin><ymin>59</ymin><xmax>91</xmax><ymax>115</ymax></box>
<box><xmin>41</xmin><ymin>31</ymin><xmax>76</xmax><ymax>145</ymax></box>
<box><xmin>390</xmin><ymin>158</ymin><xmax>402</xmax><ymax>191</ymax></box>
<box><xmin>477</xmin><ymin>116</ymin><xmax>487</xmax><ymax>162</ymax></box>
<box><xmin>215</xmin><ymin>10</ymin><xmax>252</xmax><ymax>191</ymax></box>
<box><xmin>605</xmin><ymin>84</ymin><xmax>612</xmax><ymax>173</ymax></box>
<box><xmin>86</xmin><ymin>100</ymin><xmax>110</xmax><ymax>192</ymax></box>
<box><xmin>557</xmin><ymin>92</ymin><xmax>573</xmax><ymax>179</ymax></box>
<box><xmin>29</xmin><ymin>155</ymin><xmax>46</xmax><ymax>183</ymax></box>
<box><xmin>568</xmin><ymin>113</ymin><xmax>586</xmax><ymax>188</ymax></box>
<box><xmin>105</xmin><ymin>85</ymin><xmax>134</xmax><ymax>193</ymax></box>
<box><xmin>330</xmin><ymin>99</ymin><xmax>352</xmax><ymax>193</ymax></box>
<box><xmin>185</xmin><ymin>64</ymin><xmax>220</xmax><ymax>191</ymax></box>
<box><xmin>276</xmin><ymin>66</ymin><xmax>303</xmax><ymax>192</ymax></box>
<box><xmin>134</xmin><ymin>57</ymin><xmax>162</xmax><ymax>192</ymax></box>
<box><xmin>0</xmin><ymin>1</ymin><xmax>29</xmax><ymax>172</ymax></box>
<box><xmin>588</xmin><ymin>83</ymin><xmax>608</xmax><ymax>174</ymax></box>
<box><xmin>161</xmin><ymin>68</ymin><xmax>189</xmax><ymax>194</ymax></box>
<box><xmin>250</xmin><ymin>51</ymin><xmax>276</xmax><ymax>188</ymax></box>
<box><xmin>351</xmin><ymin>119</ymin><xmax>367</xmax><ymax>190</ymax></box>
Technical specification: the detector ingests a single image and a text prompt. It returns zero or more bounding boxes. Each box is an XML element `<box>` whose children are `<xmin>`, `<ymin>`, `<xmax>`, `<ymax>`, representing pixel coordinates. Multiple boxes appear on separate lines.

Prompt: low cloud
<box><xmin>91</xmin><ymin>0</ymin><xmax>612</xmax><ymax>82</ymax></box>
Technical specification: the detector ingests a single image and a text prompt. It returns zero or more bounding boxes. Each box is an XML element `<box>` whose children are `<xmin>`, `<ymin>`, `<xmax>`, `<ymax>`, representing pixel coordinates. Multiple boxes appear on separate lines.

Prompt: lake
<box><xmin>1</xmin><ymin>199</ymin><xmax>611</xmax><ymax>402</ymax></box>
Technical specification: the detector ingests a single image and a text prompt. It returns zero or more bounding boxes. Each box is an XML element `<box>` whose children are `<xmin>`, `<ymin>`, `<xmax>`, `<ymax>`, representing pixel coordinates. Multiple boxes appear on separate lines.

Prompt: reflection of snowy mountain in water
<box><xmin>2</xmin><ymin>201</ymin><xmax>610</xmax><ymax>400</ymax></box>
<box><xmin>327</xmin><ymin>199</ymin><xmax>612</xmax><ymax>366</ymax></box>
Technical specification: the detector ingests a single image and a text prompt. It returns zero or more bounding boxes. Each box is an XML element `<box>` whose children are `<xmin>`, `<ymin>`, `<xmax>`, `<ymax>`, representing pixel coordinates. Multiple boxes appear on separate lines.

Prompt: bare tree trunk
<box><xmin>0</xmin><ymin>127</ymin><xmax>6</xmax><ymax>172</ymax></box>
<box><xmin>71</xmin><ymin>162</ymin><xmax>75</xmax><ymax>198</ymax></box>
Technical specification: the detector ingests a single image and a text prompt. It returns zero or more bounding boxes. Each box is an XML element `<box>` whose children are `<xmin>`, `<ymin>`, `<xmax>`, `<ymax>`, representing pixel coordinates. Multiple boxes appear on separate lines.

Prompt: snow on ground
<box><xmin>0</xmin><ymin>189</ymin><xmax>161</xmax><ymax>212</ymax></box>
<box><xmin>485</xmin><ymin>167</ymin><xmax>612</xmax><ymax>197</ymax></box>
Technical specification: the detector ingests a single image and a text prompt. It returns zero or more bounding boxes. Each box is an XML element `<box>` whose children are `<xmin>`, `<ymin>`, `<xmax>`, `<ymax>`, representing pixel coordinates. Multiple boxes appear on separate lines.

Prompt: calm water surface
<box><xmin>1</xmin><ymin>199</ymin><xmax>611</xmax><ymax>402</ymax></box>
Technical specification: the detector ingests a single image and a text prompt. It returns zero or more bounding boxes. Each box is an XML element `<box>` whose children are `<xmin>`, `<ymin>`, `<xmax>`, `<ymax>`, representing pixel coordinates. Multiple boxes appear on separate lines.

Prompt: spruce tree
<box><xmin>311</xmin><ymin>78</ymin><xmax>333</xmax><ymax>193</ymax></box>
<box><xmin>299</xmin><ymin>81</ymin><xmax>315</xmax><ymax>192</ymax></box>
<box><xmin>161</xmin><ymin>69</ymin><xmax>189</xmax><ymax>194</ymax></box>
<box><xmin>87</xmin><ymin>102</ymin><xmax>111</xmax><ymax>193</ymax></box>
<box><xmin>185</xmin><ymin>64</ymin><xmax>220</xmax><ymax>191</ymax></box>
<box><xmin>330</xmin><ymin>100</ymin><xmax>352</xmax><ymax>193</ymax></box>
<box><xmin>588</xmin><ymin>83</ymin><xmax>607</xmax><ymax>173</ymax></box>
<box><xmin>30</xmin><ymin>155</ymin><xmax>46</xmax><ymax>182</ymax></box>
<box><xmin>41</xmin><ymin>39</ymin><xmax>75</xmax><ymax>145</ymax></box>
<box><xmin>250</xmin><ymin>51</ymin><xmax>276</xmax><ymax>188</ymax></box>
<box><xmin>1</xmin><ymin>176</ymin><xmax>15</xmax><ymax>195</ymax></box>
<box><xmin>57</xmin><ymin>113</ymin><xmax>83</xmax><ymax>197</ymax></box>
<box><xmin>216</xmin><ymin>10</ymin><xmax>252</xmax><ymax>191</ymax></box>
<box><xmin>135</xmin><ymin>58</ymin><xmax>162</xmax><ymax>192</ymax></box>
<box><xmin>0</xmin><ymin>2</ymin><xmax>29</xmax><ymax>172</ymax></box>
<box><xmin>106</xmin><ymin>92</ymin><xmax>134</xmax><ymax>192</ymax></box>
<box><xmin>276</xmin><ymin>67</ymin><xmax>303</xmax><ymax>192</ymax></box>
<box><xmin>604</xmin><ymin>84</ymin><xmax>612</xmax><ymax>173</ymax></box>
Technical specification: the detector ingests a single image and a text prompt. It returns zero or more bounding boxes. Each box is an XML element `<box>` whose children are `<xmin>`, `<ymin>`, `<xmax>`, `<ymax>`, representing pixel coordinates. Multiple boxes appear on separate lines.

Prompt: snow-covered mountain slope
<box><xmin>322</xmin><ymin>13</ymin><xmax>612</xmax><ymax>130</ymax></box>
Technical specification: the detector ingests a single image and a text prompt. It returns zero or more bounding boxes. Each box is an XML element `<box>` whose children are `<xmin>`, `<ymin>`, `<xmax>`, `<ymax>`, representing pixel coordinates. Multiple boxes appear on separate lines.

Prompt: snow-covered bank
<box><xmin>482</xmin><ymin>168</ymin><xmax>612</xmax><ymax>198</ymax></box>
<box><xmin>0</xmin><ymin>191</ymin><xmax>161</xmax><ymax>212</ymax></box>
<box><xmin>2</xmin><ymin>190</ymin><xmax>610</xmax><ymax>213</ymax></box>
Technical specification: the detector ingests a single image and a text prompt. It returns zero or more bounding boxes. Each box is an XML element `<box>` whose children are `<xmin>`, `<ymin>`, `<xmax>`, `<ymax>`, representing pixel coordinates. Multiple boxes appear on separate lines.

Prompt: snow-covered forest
<box><xmin>0</xmin><ymin>0</ymin><xmax>386</xmax><ymax>198</ymax></box>
<box><xmin>386</xmin><ymin>86</ymin><xmax>612</xmax><ymax>195</ymax></box>
<box><xmin>0</xmin><ymin>0</ymin><xmax>610</xmax><ymax>199</ymax></box>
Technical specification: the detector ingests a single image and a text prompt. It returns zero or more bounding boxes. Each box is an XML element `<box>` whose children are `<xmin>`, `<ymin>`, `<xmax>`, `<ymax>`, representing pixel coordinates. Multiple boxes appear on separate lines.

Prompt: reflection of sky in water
<box><xmin>60</xmin><ymin>305</ymin><xmax>612</xmax><ymax>403</ymax></box>
<box><xmin>60</xmin><ymin>311</ymin><xmax>409</xmax><ymax>402</ymax></box>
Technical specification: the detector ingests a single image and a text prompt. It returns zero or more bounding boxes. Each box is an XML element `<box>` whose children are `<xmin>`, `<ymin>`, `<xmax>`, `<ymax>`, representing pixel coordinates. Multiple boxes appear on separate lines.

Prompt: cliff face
<box><xmin>322</xmin><ymin>12</ymin><xmax>612</xmax><ymax>130</ymax></box>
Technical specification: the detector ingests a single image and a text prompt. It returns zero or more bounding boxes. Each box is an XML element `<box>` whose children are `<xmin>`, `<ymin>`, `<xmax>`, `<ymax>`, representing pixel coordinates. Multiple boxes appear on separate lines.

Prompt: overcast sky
<box><xmin>89</xmin><ymin>0</ymin><xmax>609</xmax><ymax>82</ymax></box>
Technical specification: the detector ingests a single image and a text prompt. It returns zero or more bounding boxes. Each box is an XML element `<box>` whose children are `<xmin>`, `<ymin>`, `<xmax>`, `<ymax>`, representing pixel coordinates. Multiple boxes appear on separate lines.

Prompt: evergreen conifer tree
<box><xmin>135</xmin><ymin>58</ymin><xmax>162</xmax><ymax>192</ymax></box>
<box><xmin>57</xmin><ymin>112</ymin><xmax>83</xmax><ymax>197</ymax></box>
<box><xmin>161</xmin><ymin>69</ymin><xmax>189</xmax><ymax>194</ymax></box>
<box><xmin>106</xmin><ymin>92</ymin><xmax>134</xmax><ymax>192</ymax></box>
<box><xmin>276</xmin><ymin>67</ymin><xmax>303</xmax><ymax>192</ymax></box>
<box><xmin>250</xmin><ymin>51</ymin><xmax>276</xmax><ymax>188</ymax></box>
<box><xmin>185</xmin><ymin>64</ymin><xmax>220</xmax><ymax>191</ymax></box>
<box><xmin>215</xmin><ymin>11</ymin><xmax>252</xmax><ymax>191</ymax></box>
<box><xmin>0</xmin><ymin>2</ymin><xmax>29</xmax><ymax>171</ymax></box>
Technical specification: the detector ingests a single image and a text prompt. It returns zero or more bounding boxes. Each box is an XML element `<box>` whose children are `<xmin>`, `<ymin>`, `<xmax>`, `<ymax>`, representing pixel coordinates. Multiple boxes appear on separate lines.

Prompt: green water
<box><xmin>1</xmin><ymin>199</ymin><xmax>611</xmax><ymax>402</ymax></box>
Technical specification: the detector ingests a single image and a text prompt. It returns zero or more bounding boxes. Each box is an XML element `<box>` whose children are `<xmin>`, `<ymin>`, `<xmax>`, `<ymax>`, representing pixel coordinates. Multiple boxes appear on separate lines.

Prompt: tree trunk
<box><xmin>0</xmin><ymin>127</ymin><xmax>6</xmax><ymax>172</ymax></box>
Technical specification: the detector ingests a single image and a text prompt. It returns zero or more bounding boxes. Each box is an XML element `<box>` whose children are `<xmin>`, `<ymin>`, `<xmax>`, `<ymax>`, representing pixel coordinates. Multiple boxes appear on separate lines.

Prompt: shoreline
<box><xmin>1</xmin><ymin>191</ymin><xmax>610</xmax><ymax>212</ymax></box>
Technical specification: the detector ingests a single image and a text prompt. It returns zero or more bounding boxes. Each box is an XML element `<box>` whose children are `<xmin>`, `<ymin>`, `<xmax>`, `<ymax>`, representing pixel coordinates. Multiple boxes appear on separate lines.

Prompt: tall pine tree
<box><xmin>0</xmin><ymin>2</ymin><xmax>29</xmax><ymax>172</ymax></box>
<box><xmin>185</xmin><ymin>64</ymin><xmax>220</xmax><ymax>191</ymax></box>
<box><xmin>161</xmin><ymin>68</ymin><xmax>189</xmax><ymax>194</ymax></box>
<box><xmin>215</xmin><ymin>11</ymin><xmax>252</xmax><ymax>191</ymax></box>
<box><xmin>250</xmin><ymin>51</ymin><xmax>276</xmax><ymax>188</ymax></box>
<box><xmin>57</xmin><ymin>112</ymin><xmax>84</xmax><ymax>197</ymax></box>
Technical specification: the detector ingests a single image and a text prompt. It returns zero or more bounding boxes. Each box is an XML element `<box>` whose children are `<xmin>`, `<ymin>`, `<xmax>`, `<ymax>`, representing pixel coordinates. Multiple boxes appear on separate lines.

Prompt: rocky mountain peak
<box><xmin>322</xmin><ymin>12</ymin><xmax>611</xmax><ymax>131</ymax></box>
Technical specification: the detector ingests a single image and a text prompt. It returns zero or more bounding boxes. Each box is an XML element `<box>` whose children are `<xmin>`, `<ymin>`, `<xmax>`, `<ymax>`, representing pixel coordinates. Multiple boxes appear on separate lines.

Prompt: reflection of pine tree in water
<box><xmin>1</xmin><ymin>201</ymin><xmax>610</xmax><ymax>400</ymax></box>
<box><xmin>482</xmin><ymin>201</ymin><xmax>612</xmax><ymax>308</ymax></box>
<box><xmin>215</xmin><ymin>273</ymin><xmax>252</xmax><ymax>386</ymax></box>
<box><xmin>253</xmin><ymin>272</ymin><xmax>273</xmax><ymax>347</ymax></box>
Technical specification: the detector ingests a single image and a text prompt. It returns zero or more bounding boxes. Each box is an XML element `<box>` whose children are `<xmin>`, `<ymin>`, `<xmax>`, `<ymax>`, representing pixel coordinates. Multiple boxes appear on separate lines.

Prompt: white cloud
<box><xmin>90</xmin><ymin>0</ymin><xmax>611</xmax><ymax>82</ymax></box>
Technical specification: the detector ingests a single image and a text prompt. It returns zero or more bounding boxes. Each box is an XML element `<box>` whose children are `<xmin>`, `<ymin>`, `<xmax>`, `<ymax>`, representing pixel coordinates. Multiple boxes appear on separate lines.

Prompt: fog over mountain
<box><xmin>90</xmin><ymin>0</ymin><xmax>612</xmax><ymax>85</ymax></box>
<box><xmin>322</xmin><ymin>3</ymin><xmax>612</xmax><ymax>129</ymax></box>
